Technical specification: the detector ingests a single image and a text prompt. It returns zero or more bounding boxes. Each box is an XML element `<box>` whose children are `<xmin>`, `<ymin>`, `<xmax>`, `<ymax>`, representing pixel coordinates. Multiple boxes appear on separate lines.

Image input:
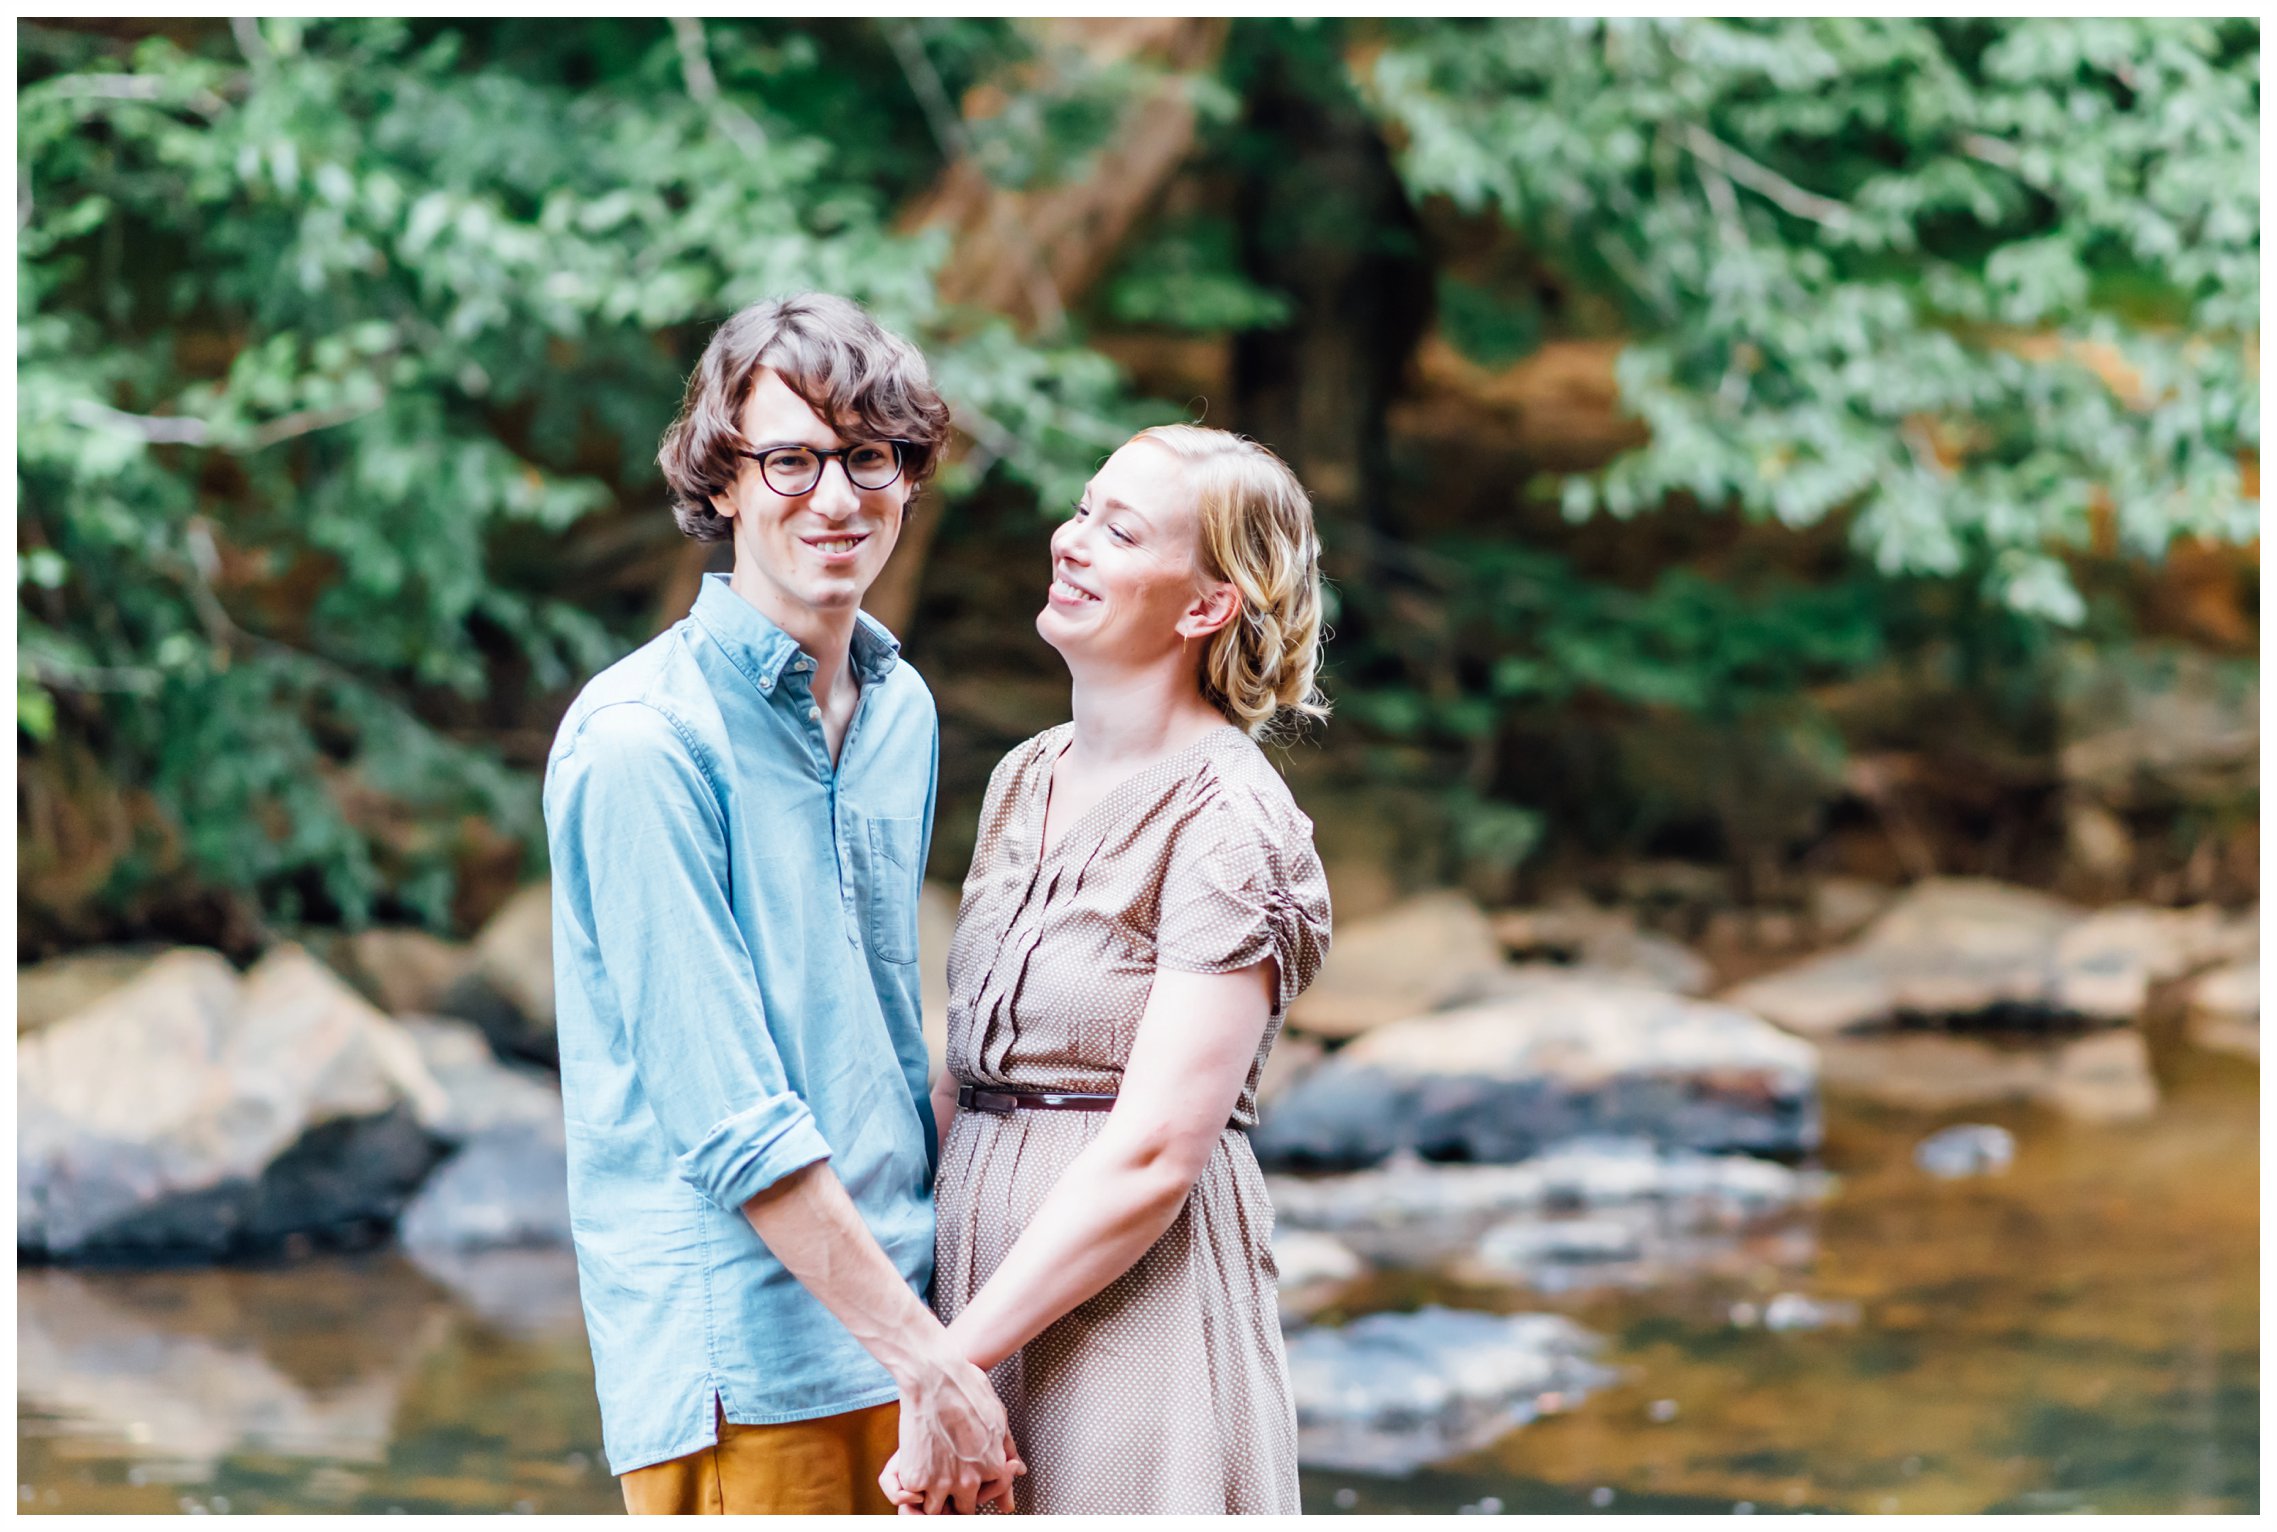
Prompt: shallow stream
<box><xmin>18</xmin><ymin>1042</ymin><xmax>2256</xmax><ymax>1515</ymax></box>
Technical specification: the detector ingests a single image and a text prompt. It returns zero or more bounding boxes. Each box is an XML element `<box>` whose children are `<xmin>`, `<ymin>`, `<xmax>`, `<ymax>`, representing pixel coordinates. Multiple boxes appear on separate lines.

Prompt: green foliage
<box><xmin>18</xmin><ymin>18</ymin><xmax>1136</xmax><ymax>932</ymax></box>
<box><xmin>1368</xmin><ymin>18</ymin><xmax>2259</xmax><ymax>619</ymax></box>
<box><xmin>1102</xmin><ymin>215</ymin><xmax>1293</xmax><ymax>332</ymax></box>
<box><xmin>1437</xmin><ymin>274</ymin><xmax>1545</xmax><ymax>368</ymax></box>
<box><xmin>16</xmin><ymin>18</ymin><xmax>2260</xmax><ymax>937</ymax></box>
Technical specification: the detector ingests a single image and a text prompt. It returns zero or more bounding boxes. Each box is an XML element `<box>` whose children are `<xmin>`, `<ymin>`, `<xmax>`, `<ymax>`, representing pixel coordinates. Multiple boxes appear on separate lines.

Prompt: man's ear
<box><xmin>1177</xmin><ymin>580</ymin><xmax>1241</xmax><ymax>641</ymax></box>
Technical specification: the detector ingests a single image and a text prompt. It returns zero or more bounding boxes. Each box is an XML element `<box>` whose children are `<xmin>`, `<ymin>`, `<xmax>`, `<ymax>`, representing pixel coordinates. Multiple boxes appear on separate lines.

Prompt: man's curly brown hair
<box><xmin>657</xmin><ymin>293</ymin><xmax>953</xmax><ymax>543</ymax></box>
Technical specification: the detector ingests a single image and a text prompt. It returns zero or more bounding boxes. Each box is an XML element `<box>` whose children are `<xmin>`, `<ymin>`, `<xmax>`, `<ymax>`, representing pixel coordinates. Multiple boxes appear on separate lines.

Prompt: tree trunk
<box><xmin>900</xmin><ymin>19</ymin><xmax>1229</xmax><ymax>333</ymax></box>
<box><xmin>861</xmin><ymin>18</ymin><xmax>1228</xmax><ymax>638</ymax></box>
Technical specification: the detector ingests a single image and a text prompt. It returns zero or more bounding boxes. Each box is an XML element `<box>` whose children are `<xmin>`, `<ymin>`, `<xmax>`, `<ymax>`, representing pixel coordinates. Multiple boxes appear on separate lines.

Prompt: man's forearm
<box><xmin>740</xmin><ymin>1160</ymin><xmax>946</xmax><ymax>1385</ymax></box>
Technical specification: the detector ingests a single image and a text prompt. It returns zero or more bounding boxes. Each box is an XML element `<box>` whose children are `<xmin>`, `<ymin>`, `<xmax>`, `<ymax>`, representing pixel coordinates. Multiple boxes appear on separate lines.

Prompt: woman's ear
<box><xmin>1177</xmin><ymin>579</ymin><xmax>1241</xmax><ymax>641</ymax></box>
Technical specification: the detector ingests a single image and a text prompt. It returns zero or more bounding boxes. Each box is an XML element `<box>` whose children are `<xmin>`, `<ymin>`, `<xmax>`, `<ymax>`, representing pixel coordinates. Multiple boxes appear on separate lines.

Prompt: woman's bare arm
<box><xmin>939</xmin><ymin>961</ymin><xmax>1276</xmax><ymax>1372</ymax></box>
<box><xmin>930</xmin><ymin>1064</ymin><xmax>959</xmax><ymax>1147</ymax></box>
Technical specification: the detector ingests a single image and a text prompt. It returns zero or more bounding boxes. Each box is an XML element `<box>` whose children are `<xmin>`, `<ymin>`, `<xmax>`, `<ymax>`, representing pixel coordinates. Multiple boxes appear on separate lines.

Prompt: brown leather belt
<box><xmin>957</xmin><ymin>1084</ymin><xmax>1119</xmax><ymax>1115</ymax></box>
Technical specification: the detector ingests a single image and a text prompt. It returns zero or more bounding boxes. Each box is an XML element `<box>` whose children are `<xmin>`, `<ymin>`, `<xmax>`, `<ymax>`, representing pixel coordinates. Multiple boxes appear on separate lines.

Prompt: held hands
<box><xmin>884</xmin><ymin>1339</ymin><xmax>1024</xmax><ymax>1515</ymax></box>
<box><xmin>879</xmin><ymin>1434</ymin><xmax>1022</xmax><ymax>1515</ymax></box>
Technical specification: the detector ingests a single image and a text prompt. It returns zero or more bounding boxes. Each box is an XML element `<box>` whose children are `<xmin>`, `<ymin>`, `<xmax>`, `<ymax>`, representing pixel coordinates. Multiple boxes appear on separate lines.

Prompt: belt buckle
<box><xmin>958</xmin><ymin>1084</ymin><xmax>1015</xmax><ymax>1115</ymax></box>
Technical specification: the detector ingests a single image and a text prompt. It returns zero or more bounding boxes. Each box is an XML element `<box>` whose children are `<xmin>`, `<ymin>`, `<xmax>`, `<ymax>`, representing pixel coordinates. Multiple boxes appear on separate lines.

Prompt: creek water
<box><xmin>17</xmin><ymin>1040</ymin><xmax>2255</xmax><ymax>1516</ymax></box>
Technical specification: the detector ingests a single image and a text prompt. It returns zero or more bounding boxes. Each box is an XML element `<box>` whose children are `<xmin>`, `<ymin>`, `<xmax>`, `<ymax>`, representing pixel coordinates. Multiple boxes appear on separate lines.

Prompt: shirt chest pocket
<box><xmin>864</xmin><ymin>815</ymin><xmax>924</xmax><ymax>965</ymax></box>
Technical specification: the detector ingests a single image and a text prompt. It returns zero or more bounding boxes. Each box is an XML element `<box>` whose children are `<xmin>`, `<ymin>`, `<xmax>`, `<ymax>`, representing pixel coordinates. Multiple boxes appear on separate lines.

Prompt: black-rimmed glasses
<box><xmin>734</xmin><ymin>440</ymin><xmax>908</xmax><ymax>497</ymax></box>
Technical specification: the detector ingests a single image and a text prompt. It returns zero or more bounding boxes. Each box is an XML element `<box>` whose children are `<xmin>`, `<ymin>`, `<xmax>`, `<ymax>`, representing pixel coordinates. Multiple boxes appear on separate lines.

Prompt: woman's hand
<box><xmin>879</xmin><ymin>1437</ymin><xmax>1023</xmax><ymax>1515</ymax></box>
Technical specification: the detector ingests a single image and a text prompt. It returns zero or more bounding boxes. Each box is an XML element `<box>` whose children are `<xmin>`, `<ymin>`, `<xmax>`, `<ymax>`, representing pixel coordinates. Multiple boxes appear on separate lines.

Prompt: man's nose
<box><xmin>808</xmin><ymin>459</ymin><xmax>861</xmax><ymax>518</ymax></box>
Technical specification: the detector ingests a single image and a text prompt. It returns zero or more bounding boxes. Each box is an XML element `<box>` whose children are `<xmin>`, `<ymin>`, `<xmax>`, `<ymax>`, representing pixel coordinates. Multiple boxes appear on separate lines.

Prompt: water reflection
<box><xmin>18</xmin><ymin>1252</ymin><xmax>620</xmax><ymax>1514</ymax></box>
<box><xmin>17</xmin><ymin>1048</ymin><xmax>2257</xmax><ymax>1515</ymax></box>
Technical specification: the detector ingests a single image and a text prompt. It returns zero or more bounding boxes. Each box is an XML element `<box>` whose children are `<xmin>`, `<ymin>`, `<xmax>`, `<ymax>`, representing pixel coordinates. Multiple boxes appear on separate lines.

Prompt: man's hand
<box><xmin>885</xmin><ymin>1342</ymin><xmax>1023</xmax><ymax>1515</ymax></box>
<box><xmin>735</xmin><ymin>1164</ymin><xmax>1021</xmax><ymax>1509</ymax></box>
<box><xmin>879</xmin><ymin>1437</ymin><xmax>1021</xmax><ymax>1516</ymax></box>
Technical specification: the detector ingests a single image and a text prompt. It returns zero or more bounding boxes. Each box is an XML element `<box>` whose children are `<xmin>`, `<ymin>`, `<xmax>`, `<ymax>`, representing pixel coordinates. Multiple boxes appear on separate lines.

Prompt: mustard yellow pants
<box><xmin>621</xmin><ymin>1400</ymin><xmax>901</xmax><ymax>1515</ymax></box>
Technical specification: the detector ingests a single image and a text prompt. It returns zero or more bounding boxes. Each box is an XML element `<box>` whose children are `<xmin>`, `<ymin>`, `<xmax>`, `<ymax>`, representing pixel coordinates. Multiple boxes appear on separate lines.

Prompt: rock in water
<box><xmin>1912</xmin><ymin>1123</ymin><xmax>2015</xmax><ymax>1179</ymax></box>
<box><xmin>1756</xmin><ymin>1292</ymin><xmax>1861</xmax><ymax>1332</ymax></box>
<box><xmin>389</xmin><ymin>1013</ymin><xmax>570</xmax><ymax>1252</ymax></box>
<box><xmin>1816</xmin><ymin>1029</ymin><xmax>2159</xmax><ymax>1121</ymax></box>
<box><xmin>16</xmin><ymin>947</ymin><xmax>167</xmax><ymax>1036</ymax></box>
<box><xmin>1272</xmin><ymin>1229</ymin><xmax>1364</xmax><ymax>1324</ymax></box>
<box><xmin>1729</xmin><ymin>878</ymin><xmax>2249</xmax><ymax>1035</ymax></box>
<box><xmin>1270</xmin><ymin>1140</ymin><xmax>1815</xmax><ymax>1242</ymax></box>
<box><xmin>1490</xmin><ymin>901</ymin><xmax>1713</xmax><ymax>995</ymax></box>
<box><xmin>2040</xmin><ymin>1029</ymin><xmax>2158</xmax><ymax>1122</ymax></box>
<box><xmin>1271</xmin><ymin>1140</ymin><xmax>1825</xmax><ymax>1295</ymax></box>
<box><xmin>1286</xmin><ymin>1306</ymin><xmax>1615</xmax><ymax>1474</ymax></box>
<box><xmin>18</xmin><ymin>945</ymin><xmax>448</xmax><ymax>1260</ymax></box>
<box><xmin>1255</xmin><ymin>977</ymin><xmax>1819</xmax><ymax>1169</ymax></box>
<box><xmin>327</xmin><ymin>928</ymin><xmax>478</xmax><ymax>1019</ymax></box>
<box><xmin>2187</xmin><ymin>960</ymin><xmax>2259</xmax><ymax>1059</ymax></box>
<box><xmin>397</xmin><ymin>1123</ymin><xmax>570</xmax><ymax>1254</ymax></box>
<box><xmin>1286</xmin><ymin>891</ymin><xmax>1507</xmax><ymax>1040</ymax></box>
<box><xmin>438</xmin><ymin>882</ymin><xmax>557</xmax><ymax>1064</ymax></box>
<box><xmin>396</xmin><ymin>1015</ymin><xmax>564</xmax><ymax>1146</ymax></box>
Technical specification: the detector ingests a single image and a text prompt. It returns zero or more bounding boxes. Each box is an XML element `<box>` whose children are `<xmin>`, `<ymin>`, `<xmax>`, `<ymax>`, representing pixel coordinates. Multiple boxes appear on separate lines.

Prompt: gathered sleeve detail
<box><xmin>1153</xmin><ymin>788</ymin><xmax>1332</xmax><ymax>1017</ymax></box>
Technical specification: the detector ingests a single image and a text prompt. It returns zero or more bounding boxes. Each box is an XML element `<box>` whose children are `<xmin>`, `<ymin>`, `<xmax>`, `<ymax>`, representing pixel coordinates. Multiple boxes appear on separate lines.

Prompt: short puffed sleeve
<box><xmin>1153</xmin><ymin>790</ymin><xmax>1332</xmax><ymax>1015</ymax></box>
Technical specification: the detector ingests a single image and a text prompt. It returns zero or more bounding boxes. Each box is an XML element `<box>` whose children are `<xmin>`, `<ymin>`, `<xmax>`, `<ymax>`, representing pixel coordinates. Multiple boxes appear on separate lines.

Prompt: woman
<box><xmin>886</xmin><ymin>423</ymin><xmax>1332</xmax><ymax>1514</ymax></box>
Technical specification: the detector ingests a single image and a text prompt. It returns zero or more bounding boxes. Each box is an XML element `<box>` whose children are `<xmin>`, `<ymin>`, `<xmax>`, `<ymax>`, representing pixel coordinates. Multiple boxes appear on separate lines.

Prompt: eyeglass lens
<box><xmin>758</xmin><ymin>443</ymin><xmax>902</xmax><ymax>496</ymax></box>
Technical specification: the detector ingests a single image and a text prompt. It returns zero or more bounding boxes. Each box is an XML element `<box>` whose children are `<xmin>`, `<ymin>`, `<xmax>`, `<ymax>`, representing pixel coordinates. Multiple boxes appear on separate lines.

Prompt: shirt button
<box><xmin>807</xmin><ymin>705</ymin><xmax>822</xmax><ymax>721</ymax></box>
<box><xmin>796</xmin><ymin>658</ymin><xmax>814</xmax><ymax>672</ymax></box>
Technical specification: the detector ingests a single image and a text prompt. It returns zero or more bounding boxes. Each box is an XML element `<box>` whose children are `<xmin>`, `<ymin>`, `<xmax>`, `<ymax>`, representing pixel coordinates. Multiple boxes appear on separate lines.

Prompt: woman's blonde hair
<box><xmin>1132</xmin><ymin>423</ymin><xmax>1329</xmax><ymax>741</ymax></box>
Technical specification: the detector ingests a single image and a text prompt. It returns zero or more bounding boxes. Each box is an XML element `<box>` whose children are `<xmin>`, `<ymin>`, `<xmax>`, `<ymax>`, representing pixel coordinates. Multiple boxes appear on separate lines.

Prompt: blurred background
<box><xmin>17</xmin><ymin>17</ymin><xmax>2259</xmax><ymax>1515</ymax></box>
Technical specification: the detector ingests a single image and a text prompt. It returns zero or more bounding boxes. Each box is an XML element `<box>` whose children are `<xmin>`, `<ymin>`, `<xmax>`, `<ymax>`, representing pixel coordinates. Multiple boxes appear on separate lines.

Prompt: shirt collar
<box><xmin>689</xmin><ymin>572</ymin><xmax>902</xmax><ymax>695</ymax></box>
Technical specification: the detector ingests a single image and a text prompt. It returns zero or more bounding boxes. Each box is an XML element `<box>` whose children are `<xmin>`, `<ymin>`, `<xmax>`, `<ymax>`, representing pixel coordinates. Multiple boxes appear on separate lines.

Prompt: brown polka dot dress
<box><xmin>931</xmin><ymin>722</ymin><xmax>1331</xmax><ymax>1515</ymax></box>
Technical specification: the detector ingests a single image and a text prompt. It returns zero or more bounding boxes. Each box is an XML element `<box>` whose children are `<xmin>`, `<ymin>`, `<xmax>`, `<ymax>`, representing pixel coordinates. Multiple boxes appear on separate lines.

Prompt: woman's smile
<box><xmin>1048</xmin><ymin>570</ymin><xmax>1101</xmax><ymax>605</ymax></box>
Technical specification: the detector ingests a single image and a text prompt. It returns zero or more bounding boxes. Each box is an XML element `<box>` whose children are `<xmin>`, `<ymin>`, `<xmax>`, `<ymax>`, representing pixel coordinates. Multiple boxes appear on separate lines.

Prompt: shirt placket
<box><xmin>780</xmin><ymin>651</ymin><xmax>875</xmax><ymax>955</ymax></box>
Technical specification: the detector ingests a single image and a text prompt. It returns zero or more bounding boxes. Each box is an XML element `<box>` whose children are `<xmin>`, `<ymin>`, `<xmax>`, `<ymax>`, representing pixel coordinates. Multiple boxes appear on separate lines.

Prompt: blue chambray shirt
<box><xmin>543</xmin><ymin>572</ymin><xmax>938</xmax><ymax>1476</ymax></box>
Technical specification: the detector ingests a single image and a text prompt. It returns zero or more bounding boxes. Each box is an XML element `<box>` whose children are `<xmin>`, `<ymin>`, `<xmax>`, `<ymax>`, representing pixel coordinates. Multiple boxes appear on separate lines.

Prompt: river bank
<box><xmin>18</xmin><ymin>1034</ymin><xmax>2255</xmax><ymax>1515</ymax></box>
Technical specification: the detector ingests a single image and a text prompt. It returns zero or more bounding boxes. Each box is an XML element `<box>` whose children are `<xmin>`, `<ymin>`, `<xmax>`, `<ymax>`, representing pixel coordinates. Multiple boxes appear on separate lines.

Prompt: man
<box><xmin>544</xmin><ymin>293</ymin><xmax>1018</xmax><ymax>1514</ymax></box>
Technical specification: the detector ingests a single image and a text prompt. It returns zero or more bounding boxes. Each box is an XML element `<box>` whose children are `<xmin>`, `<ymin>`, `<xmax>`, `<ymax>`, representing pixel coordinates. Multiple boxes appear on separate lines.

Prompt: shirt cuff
<box><xmin>674</xmin><ymin>1093</ymin><xmax>835</xmax><ymax>1212</ymax></box>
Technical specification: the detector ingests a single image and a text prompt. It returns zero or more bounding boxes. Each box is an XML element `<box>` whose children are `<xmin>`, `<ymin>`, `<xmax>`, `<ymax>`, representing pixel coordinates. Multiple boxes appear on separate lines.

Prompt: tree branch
<box><xmin>22</xmin><ymin>654</ymin><xmax>164</xmax><ymax>696</ymax></box>
<box><xmin>229</xmin><ymin>17</ymin><xmax>271</xmax><ymax>71</ymax></box>
<box><xmin>245</xmin><ymin>399</ymin><xmax>384</xmax><ymax>451</ymax></box>
<box><xmin>1684</xmin><ymin>125</ymin><xmax>1853</xmax><ymax>229</ymax></box>
<box><xmin>884</xmin><ymin>20</ymin><xmax>1069</xmax><ymax>337</ymax></box>
<box><xmin>67</xmin><ymin>396</ymin><xmax>382</xmax><ymax>452</ymax></box>
<box><xmin>1957</xmin><ymin>131</ymin><xmax>2023</xmax><ymax>173</ymax></box>
<box><xmin>1694</xmin><ymin>152</ymin><xmax>1747</xmax><ymax>250</ymax></box>
<box><xmin>671</xmin><ymin>17</ymin><xmax>767</xmax><ymax>157</ymax></box>
<box><xmin>67</xmin><ymin>399</ymin><xmax>211</xmax><ymax>445</ymax></box>
<box><xmin>50</xmin><ymin>73</ymin><xmax>228</xmax><ymax>117</ymax></box>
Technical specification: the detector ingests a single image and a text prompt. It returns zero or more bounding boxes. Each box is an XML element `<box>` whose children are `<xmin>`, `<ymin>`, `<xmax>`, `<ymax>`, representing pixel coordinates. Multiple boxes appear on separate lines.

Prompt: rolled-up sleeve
<box><xmin>546</xmin><ymin>701</ymin><xmax>832</xmax><ymax>1211</ymax></box>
